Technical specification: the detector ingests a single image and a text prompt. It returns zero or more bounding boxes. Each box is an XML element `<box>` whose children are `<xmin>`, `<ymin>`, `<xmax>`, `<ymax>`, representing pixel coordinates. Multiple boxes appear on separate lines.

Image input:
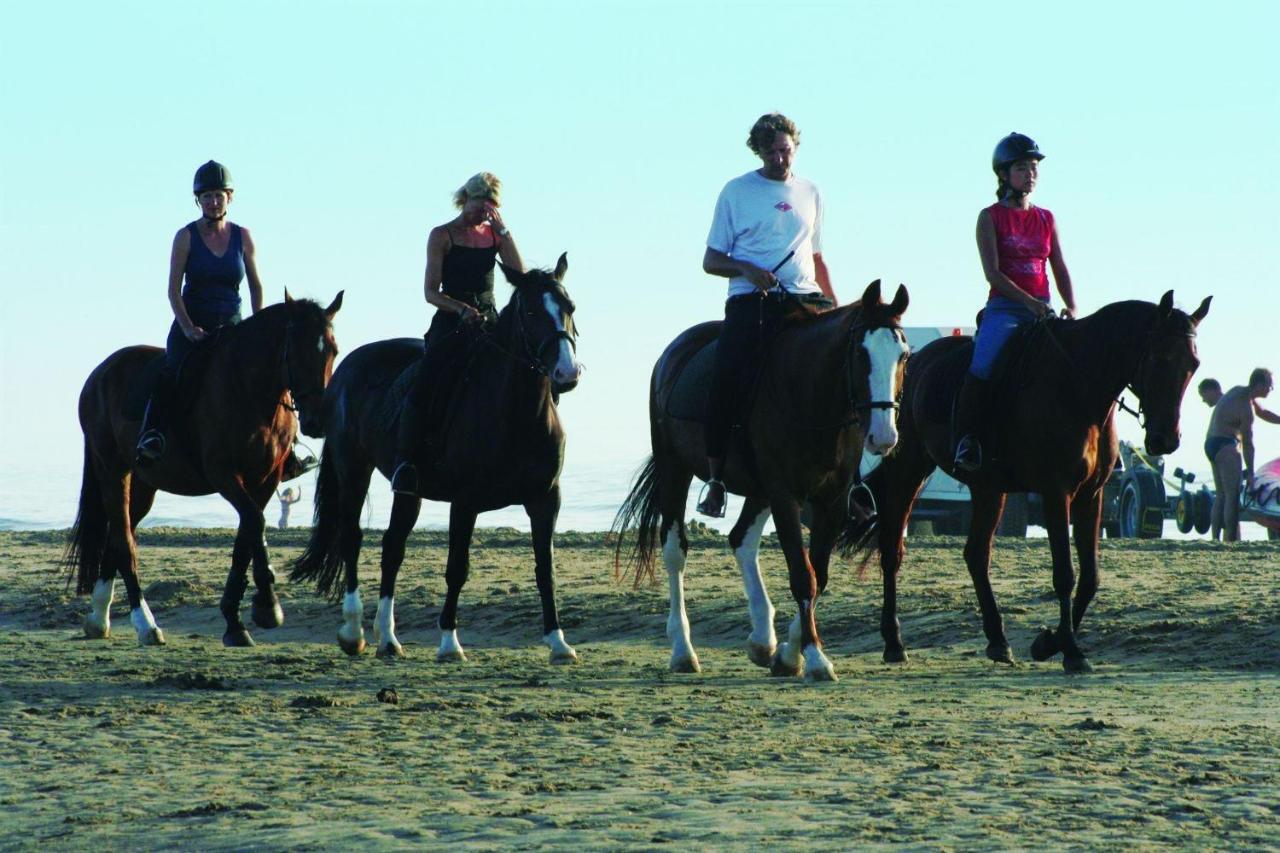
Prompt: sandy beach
<box><xmin>0</xmin><ymin>528</ymin><xmax>1276</xmax><ymax>848</ymax></box>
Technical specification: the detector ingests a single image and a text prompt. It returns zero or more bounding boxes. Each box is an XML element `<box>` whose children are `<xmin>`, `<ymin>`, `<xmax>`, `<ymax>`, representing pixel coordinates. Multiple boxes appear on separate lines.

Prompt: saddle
<box><xmin>123</xmin><ymin>335</ymin><xmax>222</xmax><ymax>421</ymax></box>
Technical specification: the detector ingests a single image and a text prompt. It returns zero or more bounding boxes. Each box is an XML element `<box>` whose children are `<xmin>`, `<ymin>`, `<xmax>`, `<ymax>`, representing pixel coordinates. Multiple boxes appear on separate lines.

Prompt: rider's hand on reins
<box><xmin>185</xmin><ymin>325</ymin><xmax>209</xmax><ymax>342</ymax></box>
<box><xmin>458</xmin><ymin>304</ymin><xmax>484</xmax><ymax>325</ymax></box>
<box><xmin>744</xmin><ymin>265</ymin><xmax>777</xmax><ymax>292</ymax></box>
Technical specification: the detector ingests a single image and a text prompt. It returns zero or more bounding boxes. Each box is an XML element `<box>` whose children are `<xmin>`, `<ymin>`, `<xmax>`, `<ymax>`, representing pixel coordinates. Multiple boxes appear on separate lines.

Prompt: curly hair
<box><xmin>453</xmin><ymin>172</ymin><xmax>502</xmax><ymax>209</ymax></box>
<box><xmin>746</xmin><ymin>113</ymin><xmax>800</xmax><ymax>156</ymax></box>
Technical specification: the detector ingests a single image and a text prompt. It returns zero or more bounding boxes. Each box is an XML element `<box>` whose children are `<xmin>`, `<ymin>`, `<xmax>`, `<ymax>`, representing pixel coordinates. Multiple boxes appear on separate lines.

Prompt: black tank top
<box><xmin>441</xmin><ymin>226</ymin><xmax>498</xmax><ymax>306</ymax></box>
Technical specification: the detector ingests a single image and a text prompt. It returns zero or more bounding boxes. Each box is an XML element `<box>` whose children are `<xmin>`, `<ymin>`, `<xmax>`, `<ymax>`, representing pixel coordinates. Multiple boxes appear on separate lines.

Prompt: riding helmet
<box><xmin>992</xmin><ymin>133</ymin><xmax>1044</xmax><ymax>173</ymax></box>
<box><xmin>193</xmin><ymin>160</ymin><xmax>234</xmax><ymax>194</ymax></box>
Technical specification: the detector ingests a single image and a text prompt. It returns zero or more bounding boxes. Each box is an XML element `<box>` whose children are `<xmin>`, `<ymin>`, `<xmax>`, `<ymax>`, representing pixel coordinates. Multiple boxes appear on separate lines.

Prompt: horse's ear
<box><xmin>498</xmin><ymin>262</ymin><xmax>522</xmax><ymax>285</ymax></box>
<box><xmin>325</xmin><ymin>290</ymin><xmax>344</xmax><ymax>318</ymax></box>
<box><xmin>554</xmin><ymin>252</ymin><xmax>568</xmax><ymax>283</ymax></box>
<box><xmin>284</xmin><ymin>288</ymin><xmax>294</xmax><ymax>304</ymax></box>
<box><xmin>1190</xmin><ymin>295</ymin><xmax>1212</xmax><ymax>325</ymax></box>
<box><xmin>889</xmin><ymin>284</ymin><xmax>909</xmax><ymax>317</ymax></box>
<box><xmin>1158</xmin><ymin>290</ymin><xmax>1174</xmax><ymax>317</ymax></box>
<box><xmin>860</xmin><ymin>279</ymin><xmax>883</xmax><ymax>307</ymax></box>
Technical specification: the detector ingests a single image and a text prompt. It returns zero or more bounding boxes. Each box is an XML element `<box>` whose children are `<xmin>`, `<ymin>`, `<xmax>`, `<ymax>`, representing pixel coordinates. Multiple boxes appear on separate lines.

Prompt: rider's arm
<box><xmin>242</xmin><ymin>227</ymin><xmax>265</xmax><ymax>314</ymax></box>
<box><xmin>1242</xmin><ymin>408</ymin><xmax>1256</xmax><ymax>486</ymax></box>
<box><xmin>975</xmin><ymin>210</ymin><xmax>1050</xmax><ymax>315</ymax></box>
<box><xmin>1047</xmin><ymin>219</ymin><xmax>1076</xmax><ymax>318</ymax></box>
<box><xmin>422</xmin><ymin>227</ymin><xmax>481</xmax><ymax>321</ymax></box>
<box><xmin>703</xmin><ymin>248</ymin><xmax>774</xmax><ymax>291</ymax></box>
<box><xmin>814</xmin><ymin>253</ymin><xmax>837</xmax><ymax>306</ymax></box>
<box><xmin>1253</xmin><ymin>400</ymin><xmax>1280</xmax><ymax>425</ymax></box>
<box><xmin>167</xmin><ymin>228</ymin><xmax>199</xmax><ymax>335</ymax></box>
<box><xmin>488</xmin><ymin>206</ymin><xmax>525</xmax><ymax>273</ymax></box>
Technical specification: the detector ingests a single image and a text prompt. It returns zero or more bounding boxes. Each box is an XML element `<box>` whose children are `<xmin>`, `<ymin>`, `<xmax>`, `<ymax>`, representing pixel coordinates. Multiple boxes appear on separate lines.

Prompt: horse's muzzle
<box><xmin>1145</xmin><ymin>430</ymin><xmax>1180</xmax><ymax>457</ymax></box>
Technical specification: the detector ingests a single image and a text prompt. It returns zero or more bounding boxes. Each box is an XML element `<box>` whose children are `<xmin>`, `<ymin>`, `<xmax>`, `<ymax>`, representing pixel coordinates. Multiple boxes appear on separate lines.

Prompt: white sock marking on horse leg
<box><xmin>374</xmin><ymin>596</ymin><xmax>400</xmax><ymax>654</ymax></box>
<box><xmin>777</xmin><ymin>612</ymin><xmax>803</xmax><ymax>670</ymax></box>
<box><xmin>130</xmin><ymin>599</ymin><xmax>162</xmax><ymax>646</ymax></box>
<box><xmin>734</xmin><ymin>508</ymin><xmax>776</xmax><ymax>655</ymax></box>
<box><xmin>543</xmin><ymin>628</ymin><xmax>579</xmax><ymax>663</ymax></box>
<box><xmin>664</xmin><ymin>527</ymin><xmax>699</xmax><ymax>671</ymax></box>
<box><xmin>437</xmin><ymin>628</ymin><xmax>466</xmax><ymax>662</ymax></box>
<box><xmin>86</xmin><ymin>579</ymin><xmax>114</xmax><ymax>637</ymax></box>
<box><xmin>803</xmin><ymin>642</ymin><xmax>838</xmax><ymax>682</ymax></box>
<box><xmin>338</xmin><ymin>590</ymin><xmax>364</xmax><ymax>650</ymax></box>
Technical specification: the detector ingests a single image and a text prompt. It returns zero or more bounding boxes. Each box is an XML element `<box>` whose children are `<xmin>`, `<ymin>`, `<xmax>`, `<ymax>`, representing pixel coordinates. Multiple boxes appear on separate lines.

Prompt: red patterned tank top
<box><xmin>986</xmin><ymin>203</ymin><xmax>1054</xmax><ymax>300</ymax></box>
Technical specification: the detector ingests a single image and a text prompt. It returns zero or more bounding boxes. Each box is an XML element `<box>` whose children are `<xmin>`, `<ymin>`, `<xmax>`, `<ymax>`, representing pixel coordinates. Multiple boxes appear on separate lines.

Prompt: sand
<box><xmin>0</xmin><ymin>528</ymin><xmax>1277</xmax><ymax>849</ymax></box>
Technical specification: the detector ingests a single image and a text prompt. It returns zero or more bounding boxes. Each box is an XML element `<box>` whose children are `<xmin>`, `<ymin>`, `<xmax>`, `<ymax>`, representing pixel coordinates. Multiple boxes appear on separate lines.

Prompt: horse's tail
<box><xmin>288</xmin><ymin>444</ymin><xmax>345</xmax><ymax>601</ymax></box>
<box><xmin>611</xmin><ymin>456</ymin><xmax>662</xmax><ymax>588</ymax></box>
<box><xmin>836</xmin><ymin>465</ymin><xmax>885</xmax><ymax>567</ymax></box>
<box><xmin>63</xmin><ymin>439</ymin><xmax>107</xmax><ymax>594</ymax></box>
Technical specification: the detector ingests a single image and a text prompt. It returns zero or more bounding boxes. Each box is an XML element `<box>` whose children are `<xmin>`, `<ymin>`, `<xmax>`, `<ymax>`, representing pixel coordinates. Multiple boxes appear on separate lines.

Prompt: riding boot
<box><xmin>953</xmin><ymin>374</ymin><xmax>992</xmax><ymax>473</ymax></box>
<box><xmin>281</xmin><ymin>446</ymin><xmax>317</xmax><ymax>482</ymax></box>
<box><xmin>135</xmin><ymin>377</ymin><xmax>172</xmax><ymax>465</ymax></box>
<box><xmin>697</xmin><ymin>458</ymin><xmax>728</xmax><ymax>519</ymax></box>
<box><xmin>390</xmin><ymin>391</ymin><xmax>432</xmax><ymax>496</ymax></box>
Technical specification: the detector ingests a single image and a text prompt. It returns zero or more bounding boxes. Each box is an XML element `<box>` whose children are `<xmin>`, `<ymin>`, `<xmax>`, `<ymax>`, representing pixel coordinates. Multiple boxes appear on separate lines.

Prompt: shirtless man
<box><xmin>1198</xmin><ymin>378</ymin><xmax>1222</xmax><ymax>408</ymax></box>
<box><xmin>1205</xmin><ymin>368</ymin><xmax>1279</xmax><ymax>541</ymax></box>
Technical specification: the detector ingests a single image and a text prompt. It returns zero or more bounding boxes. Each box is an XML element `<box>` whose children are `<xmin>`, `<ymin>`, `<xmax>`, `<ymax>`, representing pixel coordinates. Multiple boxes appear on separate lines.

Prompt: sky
<box><xmin>2</xmin><ymin>0</ymin><xmax>1278</xmax><ymax>520</ymax></box>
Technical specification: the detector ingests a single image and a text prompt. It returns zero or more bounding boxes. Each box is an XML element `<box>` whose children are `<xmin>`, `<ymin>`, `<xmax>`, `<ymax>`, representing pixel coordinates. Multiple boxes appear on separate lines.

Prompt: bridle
<box><xmin>481</xmin><ymin>286</ymin><xmax>578</xmax><ymax>377</ymax></box>
<box><xmin>846</xmin><ymin>321</ymin><xmax>905</xmax><ymax>414</ymax></box>
<box><xmin>1115</xmin><ymin>322</ymin><xmax>1197</xmax><ymax>429</ymax></box>
<box><xmin>278</xmin><ymin>316</ymin><xmax>329</xmax><ymax>414</ymax></box>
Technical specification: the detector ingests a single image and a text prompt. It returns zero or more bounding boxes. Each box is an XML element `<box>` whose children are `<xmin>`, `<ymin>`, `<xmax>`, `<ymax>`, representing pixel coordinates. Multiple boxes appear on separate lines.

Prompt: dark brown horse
<box><xmin>614</xmin><ymin>280</ymin><xmax>910</xmax><ymax>681</ymax></box>
<box><xmin>290</xmin><ymin>256</ymin><xmax>582</xmax><ymax>661</ymax></box>
<box><xmin>64</xmin><ymin>293</ymin><xmax>344</xmax><ymax>647</ymax></box>
<box><xmin>844</xmin><ymin>291</ymin><xmax>1210</xmax><ymax>672</ymax></box>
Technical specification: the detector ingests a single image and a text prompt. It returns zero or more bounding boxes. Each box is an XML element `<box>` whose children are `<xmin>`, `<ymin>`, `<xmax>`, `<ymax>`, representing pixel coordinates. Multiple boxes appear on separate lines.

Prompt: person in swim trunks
<box><xmin>390</xmin><ymin>172</ymin><xmax>525</xmax><ymax>495</ymax></box>
<box><xmin>1205</xmin><ymin>368</ymin><xmax>1279</xmax><ymax>540</ymax></box>
<box><xmin>1198</xmin><ymin>378</ymin><xmax>1222</xmax><ymax>408</ymax></box>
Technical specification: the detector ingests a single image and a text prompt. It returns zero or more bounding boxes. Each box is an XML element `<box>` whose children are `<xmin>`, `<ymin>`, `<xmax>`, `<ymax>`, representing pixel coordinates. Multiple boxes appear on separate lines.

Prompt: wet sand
<box><xmin>1</xmin><ymin>528</ymin><xmax>1277</xmax><ymax>848</ymax></box>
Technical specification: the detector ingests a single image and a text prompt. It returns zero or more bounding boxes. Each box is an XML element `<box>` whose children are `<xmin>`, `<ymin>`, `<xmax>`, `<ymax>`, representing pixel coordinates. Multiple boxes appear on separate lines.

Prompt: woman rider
<box><xmin>390</xmin><ymin>172</ymin><xmax>524</xmax><ymax>495</ymax></box>
<box><xmin>136</xmin><ymin>161</ymin><xmax>313</xmax><ymax>477</ymax></box>
<box><xmin>953</xmin><ymin>132</ymin><xmax>1078</xmax><ymax>473</ymax></box>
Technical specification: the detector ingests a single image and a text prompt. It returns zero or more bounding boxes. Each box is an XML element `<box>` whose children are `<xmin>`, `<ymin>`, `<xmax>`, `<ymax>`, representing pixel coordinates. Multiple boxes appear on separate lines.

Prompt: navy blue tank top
<box><xmin>182</xmin><ymin>222</ymin><xmax>245</xmax><ymax>320</ymax></box>
<box><xmin>440</xmin><ymin>226</ymin><xmax>498</xmax><ymax>306</ymax></box>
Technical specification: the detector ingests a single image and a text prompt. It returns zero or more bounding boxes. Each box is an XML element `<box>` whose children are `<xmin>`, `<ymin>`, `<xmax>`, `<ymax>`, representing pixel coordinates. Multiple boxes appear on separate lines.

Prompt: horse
<box><xmin>843</xmin><ymin>291</ymin><xmax>1210</xmax><ymax>673</ymax></box>
<box><xmin>290</xmin><ymin>255</ymin><xmax>583</xmax><ymax>662</ymax></box>
<box><xmin>613</xmin><ymin>280</ymin><xmax>911</xmax><ymax>682</ymax></box>
<box><xmin>63</xmin><ymin>292</ymin><xmax>345</xmax><ymax>646</ymax></box>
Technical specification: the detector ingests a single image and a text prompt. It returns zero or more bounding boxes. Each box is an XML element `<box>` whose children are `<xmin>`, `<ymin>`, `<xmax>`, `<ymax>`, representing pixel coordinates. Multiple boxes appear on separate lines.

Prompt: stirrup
<box><xmin>135</xmin><ymin>431</ymin><xmax>166</xmax><ymax>465</ymax></box>
<box><xmin>696</xmin><ymin>479</ymin><xmax>727</xmax><ymax>519</ymax></box>
<box><xmin>953</xmin><ymin>436</ymin><xmax>982</xmax><ymax>473</ymax></box>
<box><xmin>282</xmin><ymin>453</ymin><xmax>317</xmax><ymax>482</ymax></box>
<box><xmin>390</xmin><ymin>461</ymin><xmax>418</xmax><ymax>496</ymax></box>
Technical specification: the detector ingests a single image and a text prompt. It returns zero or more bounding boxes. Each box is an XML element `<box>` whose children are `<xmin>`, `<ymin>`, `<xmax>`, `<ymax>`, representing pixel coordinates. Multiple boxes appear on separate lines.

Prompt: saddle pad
<box><xmin>665</xmin><ymin>340</ymin><xmax>717</xmax><ymax>422</ymax></box>
<box><xmin>123</xmin><ymin>354</ymin><xmax>167</xmax><ymax>420</ymax></box>
<box><xmin>122</xmin><ymin>339</ymin><xmax>219</xmax><ymax>421</ymax></box>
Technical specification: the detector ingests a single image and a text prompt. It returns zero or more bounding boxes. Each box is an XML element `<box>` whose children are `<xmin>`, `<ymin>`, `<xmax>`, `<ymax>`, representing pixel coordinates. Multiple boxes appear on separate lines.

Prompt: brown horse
<box><xmin>64</xmin><ymin>293</ymin><xmax>344</xmax><ymax>647</ymax></box>
<box><xmin>843</xmin><ymin>291</ymin><xmax>1209</xmax><ymax>672</ymax></box>
<box><xmin>289</xmin><ymin>257</ymin><xmax>582</xmax><ymax>662</ymax></box>
<box><xmin>614</xmin><ymin>280</ymin><xmax>910</xmax><ymax>682</ymax></box>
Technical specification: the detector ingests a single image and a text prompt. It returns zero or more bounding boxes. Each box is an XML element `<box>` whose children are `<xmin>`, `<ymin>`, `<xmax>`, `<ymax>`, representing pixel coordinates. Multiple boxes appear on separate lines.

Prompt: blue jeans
<box><xmin>968</xmin><ymin>296</ymin><xmax>1049</xmax><ymax>380</ymax></box>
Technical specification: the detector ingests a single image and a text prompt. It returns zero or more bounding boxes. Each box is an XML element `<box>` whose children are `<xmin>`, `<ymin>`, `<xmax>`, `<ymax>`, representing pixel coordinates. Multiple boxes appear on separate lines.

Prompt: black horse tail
<box><xmin>836</xmin><ymin>464</ymin><xmax>885</xmax><ymax>566</ymax></box>
<box><xmin>289</xmin><ymin>445</ymin><xmax>345</xmax><ymax>601</ymax></box>
<box><xmin>63</xmin><ymin>439</ymin><xmax>107</xmax><ymax>594</ymax></box>
<box><xmin>611</xmin><ymin>456</ymin><xmax>661</xmax><ymax>588</ymax></box>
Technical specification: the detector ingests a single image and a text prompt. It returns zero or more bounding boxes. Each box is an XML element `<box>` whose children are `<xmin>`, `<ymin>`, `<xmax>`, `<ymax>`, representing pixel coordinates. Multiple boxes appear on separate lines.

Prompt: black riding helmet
<box><xmin>992</xmin><ymin>133</ymin><xmax>1044</xmax><ymax>173</ymax></box>
<box><xmin>193</xmin><ymin>160</ymin><xmax>233</xmax><ymax>194</ymax></box>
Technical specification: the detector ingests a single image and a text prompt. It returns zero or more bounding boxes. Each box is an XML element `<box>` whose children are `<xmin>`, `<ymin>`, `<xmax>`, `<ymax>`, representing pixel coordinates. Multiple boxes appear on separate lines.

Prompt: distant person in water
<box><xmin>277</xmin><ymin>486</ymin><xmax>302</xmax><ymax>530</ymax></box>
<box><xmin>1205</xmin><ymin>368</ymin><xmax>1279</xmax><ymax>541</ymax></box>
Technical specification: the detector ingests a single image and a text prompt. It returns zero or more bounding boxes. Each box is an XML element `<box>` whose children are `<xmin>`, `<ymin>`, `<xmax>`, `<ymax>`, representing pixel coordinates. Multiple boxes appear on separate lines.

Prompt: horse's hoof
<box><xmin>882</xmin><ymin>647</ymin><xmax>909</xmax><ymax>665</ymax></box>
<box><xmin>670</xmin><ymin>654</ymin><xmax>701</xmax><ymax>674</ymax></box>
<box><xmin>1030</xmin><ymin>627</ymin><xmax>1060</xmax><ymax>661</ymax></box>
<box><xmin>804</xmin><ymin>665</ymin><xmax>838</xmax><ymax>683</ymax></box>
<box><xmin>139</xmin><ymin>627</ymin><xmax>166</xmax><ymax>647</ymax></box>
<box><xmin>251</xmin><ymin>596</ymin><xmax>284</xmax><ymax>630</ymax></box>
<box><xmin>436</xmin><ymin>649</ymin><xmax>467</xmax><ymax>663</ymax></box>
<box><xmin>770</xmin><ymin>649</ymin><xmax>802</xmax><ymax>678</ymax></box>
<box><xmin>223</xmin><ymin>628</ymin><xmax>254</xmax><ymax>648</ymax></box>
<box><xmin>1063</xmin><ymin>655</ymin><xmax>1094</xmax><ymax>674</ymax></box>
<box><xmin>747</xmin><ymin>642</ymin><xmax>776</xmax><ymax>668</ymax></box>
<box><xmin>337</xmin><ymin>633</ymin><xmax>366</xmax><ymax>656</ymax></box>
<box><xmin>986</xmin><ymin>642</ymin><xmax>1015</xmax><ymax>664</ymax></box>
<box><xmin>549</xmin><ymin>648</ymin><xmax>580</xmax><ymax>665</ymax></box>
<box><xmin>376</xmin><ymin>642</ymin><xmax>406</xmax><ymax>659</ymax></box>
<box><xmin>84</xmin><ymin>619</ymin><xmax>109</xmax><ymax>640</ymax></box>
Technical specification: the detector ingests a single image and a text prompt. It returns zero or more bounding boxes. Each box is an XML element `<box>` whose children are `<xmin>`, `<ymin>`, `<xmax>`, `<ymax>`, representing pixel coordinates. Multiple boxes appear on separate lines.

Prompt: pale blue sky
<box><xmin>3</xmin><ymin>1</ymin><xmax>1278</xmax><ymax>502</ymax></box>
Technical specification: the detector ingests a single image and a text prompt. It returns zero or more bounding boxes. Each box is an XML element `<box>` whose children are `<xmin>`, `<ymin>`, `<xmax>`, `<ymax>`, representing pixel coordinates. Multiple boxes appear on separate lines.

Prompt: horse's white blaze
<box><xmin>543</xmin><ymin>628</ymin><xmax>578</xmax><ymax>662</ymax></box>
<box><xmin>437</xmin><ymin>629</ymin><xmax>465</xmax><ymax>661</ymax></box>
<box><xmin>803</xmin><ymin>643</ymin><xmax>837</xmax><ymax>682</ymax></box>
<box><xmin>663</xmin><ymin>527</ymin><xmax>697</xmax><ymax>667</ymax></box>
<box><xmin>316</xmin><ymin>335</ymin><xmax>325</xmax><ymax>354</ymax></box>
<box><xmin>777</xmin><ymin>612</ymin><xmax>803</xmax><ymax>670</ymax></box>
<box><xmin>130</xmin><ymin>600</ymin><xmax>159</xmax><ymax>644</ymax></box>
<box><xmin>339</xmin><ymin>590</ymin><xmax>364</xmax><ymax>648</ymax></box>
<box><xmin>88</xmin><ymin>579</ymin><xmax>114</xmax><ymax>635</ymax></box>
<box><xmin>374</xmin><ymin>596</ymin><xmax>399</xmax><ymax>651</ymax></box>
<box><xmin>733</xmin><ymin>508</ymin><xmax>775</xmax><ymax>651</ymax></box>
<box><xmin>542</xmin><ymin>291</ymin><xmax>581</xmax><ymax>387</ymax></box>
<box><xmin>863</xmin><ymin>327</ymin><xmax>907</xmax><ymax>454</ymax></box>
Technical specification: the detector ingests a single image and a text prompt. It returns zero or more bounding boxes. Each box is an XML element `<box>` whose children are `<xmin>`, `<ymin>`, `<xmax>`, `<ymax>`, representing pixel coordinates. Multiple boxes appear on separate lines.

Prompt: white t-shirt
<box><xmin>706</xmin><ymin>170</ymin><xmax>824</xmax><ymax>298</ymax></box>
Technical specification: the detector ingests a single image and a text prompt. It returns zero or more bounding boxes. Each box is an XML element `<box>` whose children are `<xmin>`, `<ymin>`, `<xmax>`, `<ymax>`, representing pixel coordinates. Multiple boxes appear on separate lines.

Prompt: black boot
<box><xmin>135</xmin><ymin>378</ymin><xmax>172</xmax><ymax>465</ymax></box>
<box><xmin>953</xmin><ymin>374</ymin><xmax>991</xmax><ymax>473</ymax></box>
<box><xmin>281</xmin><ymin>447</ymin><xmax>317</xmax><ymax>481</ymax></box>
<box><xmin>390</xmin><ymin>391</ymin><xmax>431</xmax><ymax>496</ymax></box>
<box><xmin>696</xmin><ymin>458</ymin><xmax>727</xmax><ymax>519</ymax></box>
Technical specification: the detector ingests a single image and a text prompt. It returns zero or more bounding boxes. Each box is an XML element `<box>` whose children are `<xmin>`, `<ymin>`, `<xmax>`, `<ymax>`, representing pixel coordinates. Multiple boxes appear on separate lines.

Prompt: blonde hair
<box><xmin>453</xmin><ymin>172</ymin><xmax>502</xmax><ymax>209</ymax></box>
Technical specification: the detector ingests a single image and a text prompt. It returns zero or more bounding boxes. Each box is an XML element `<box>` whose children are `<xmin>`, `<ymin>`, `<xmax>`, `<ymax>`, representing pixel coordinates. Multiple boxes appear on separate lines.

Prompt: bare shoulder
<box><xmin>238</xmin><ymin>224</ymin><xmax>255</xmax><ymax>249</ymax></box>
<box><xmin>173</xmin><ymin>226</ymin><xmax>192</xmax><ymax>247</ymax></box>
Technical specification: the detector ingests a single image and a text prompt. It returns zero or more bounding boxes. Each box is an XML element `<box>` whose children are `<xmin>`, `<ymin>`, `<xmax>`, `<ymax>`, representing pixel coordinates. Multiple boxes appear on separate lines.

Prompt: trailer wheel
<box><xmin>1193</xmin><ymin>489</ymin><xmax>1213</xmax><ymax>535</ymax></box>
<box><xmin>1174</xmin><ymin>493</ymin><xmax>1195</xmax><ymax>534</ymax></box>
<box><xmin>1119</xmin><ymin>475</ymin><xmax>1164</xmax><ymax>539</ymax></box>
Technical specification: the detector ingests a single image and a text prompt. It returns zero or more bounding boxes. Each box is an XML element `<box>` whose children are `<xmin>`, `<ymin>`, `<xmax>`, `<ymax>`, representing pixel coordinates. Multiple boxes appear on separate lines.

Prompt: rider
<box><xmin>698</xmin><ymin>112</ymin><xmax>838</xmax><ymax>518</ymax></box>
<box><xmin>953</xmin><ymin>132</ymin><xmax>1078</xmax><ymax>473</ymax></box>
<box><xmin>389</xmin><ymin>172</ymin><xmax>525</xmax><ymax>495</ymax></box>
